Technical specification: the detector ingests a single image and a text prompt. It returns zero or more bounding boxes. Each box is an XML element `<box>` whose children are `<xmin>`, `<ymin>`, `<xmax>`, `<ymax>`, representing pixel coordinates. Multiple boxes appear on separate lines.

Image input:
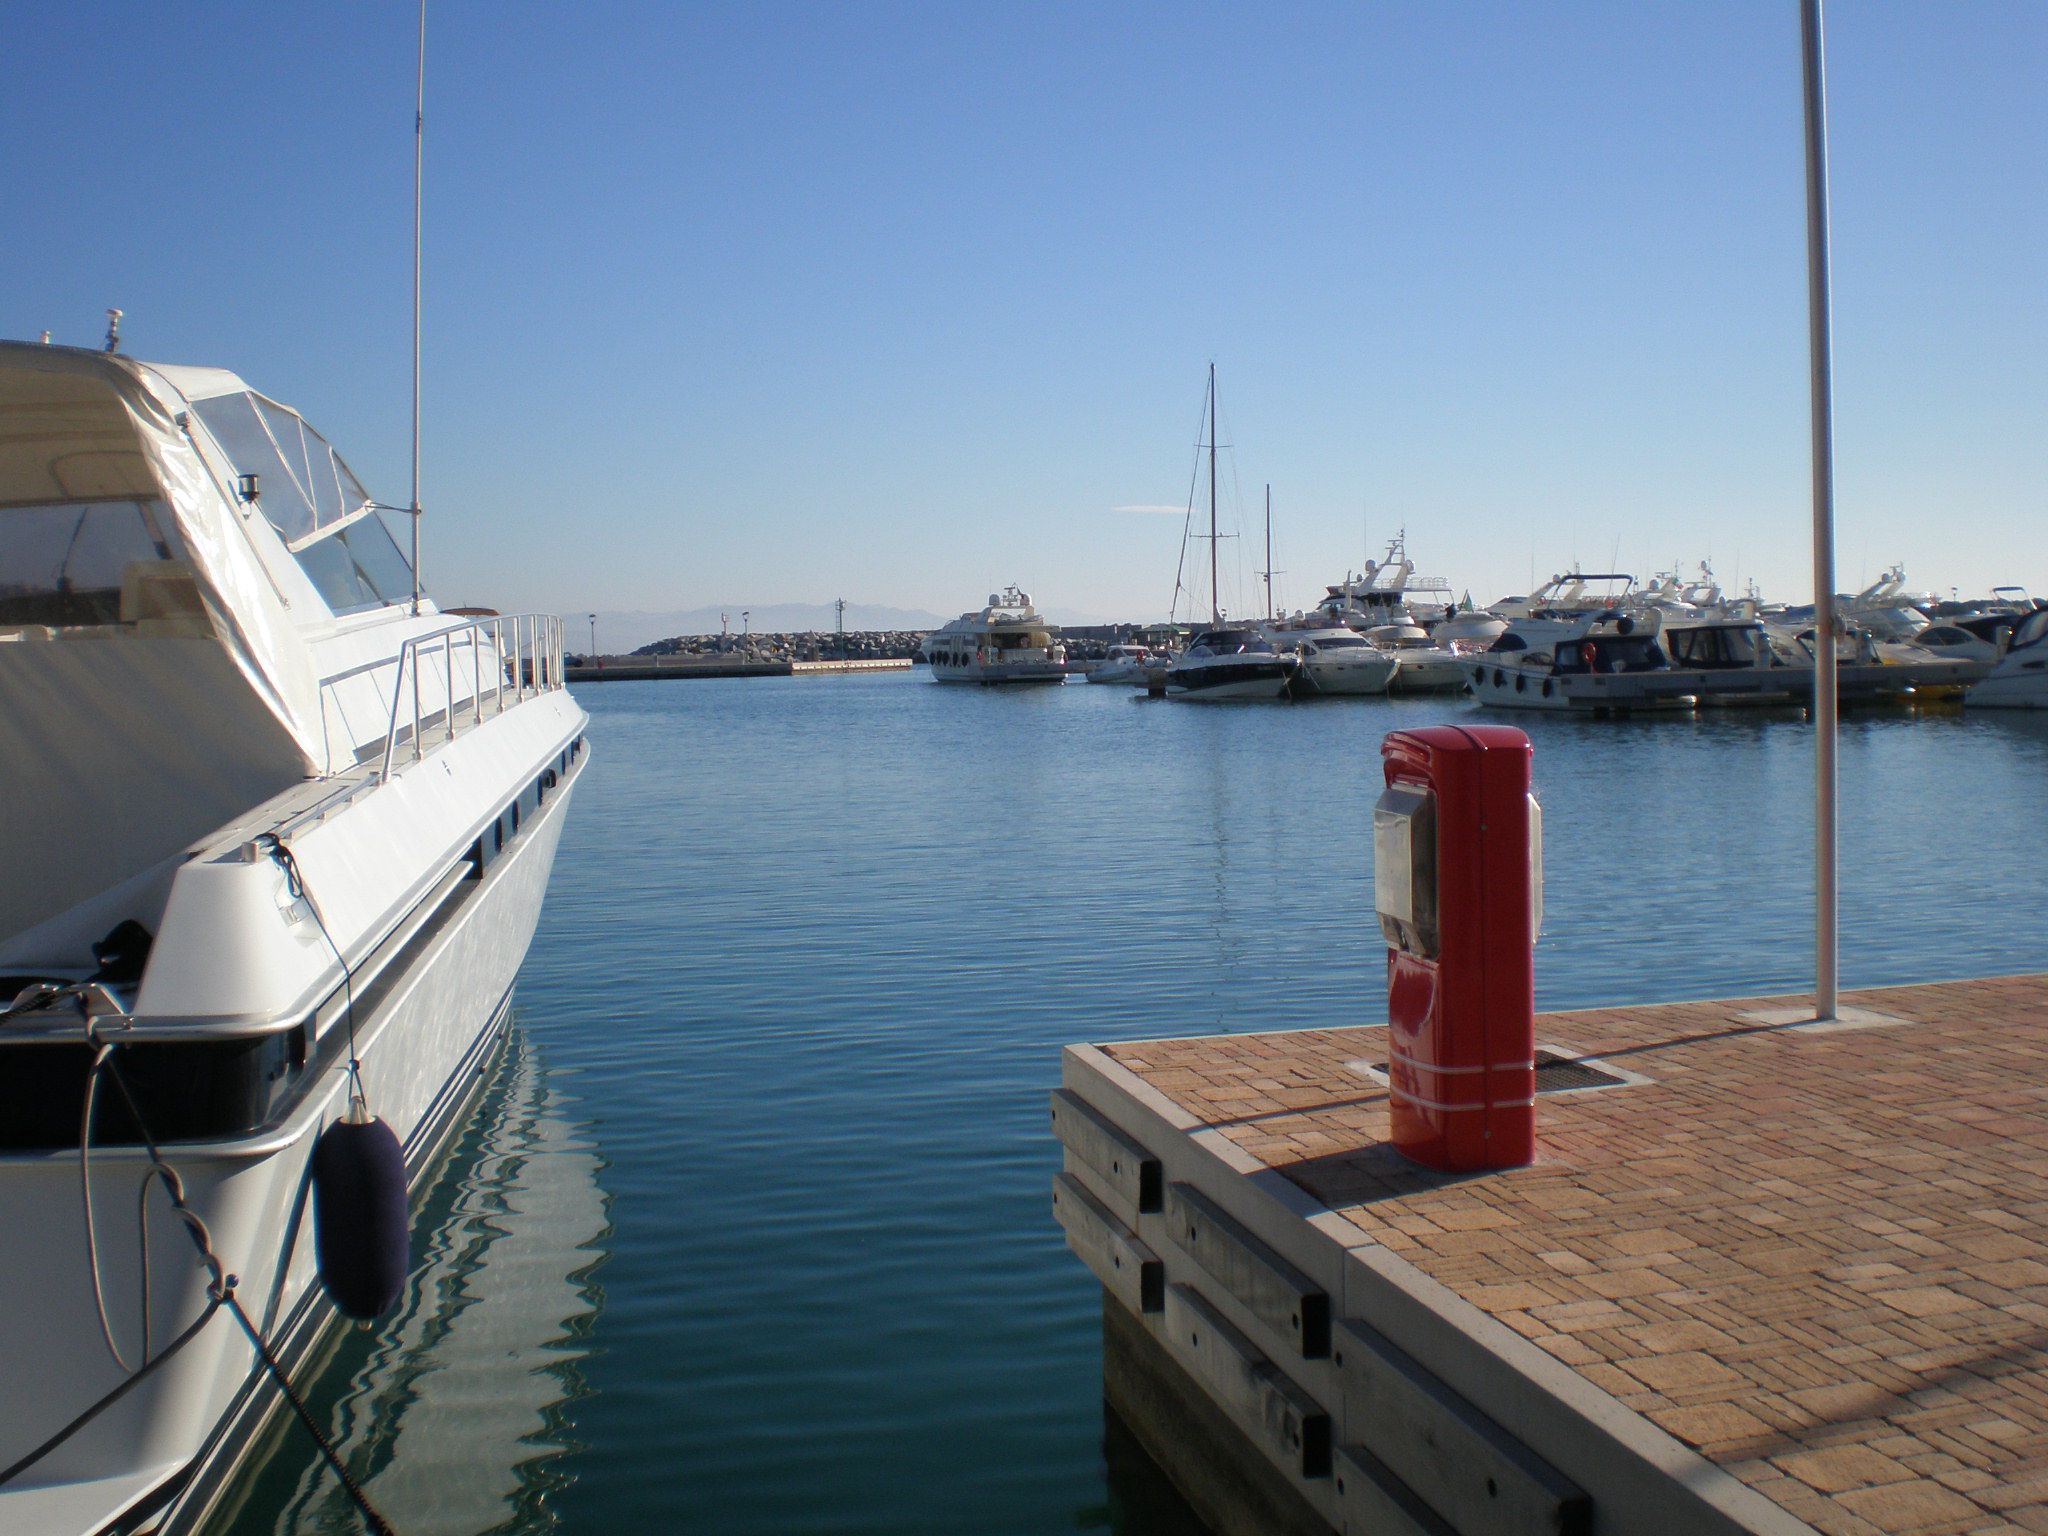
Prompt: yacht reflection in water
<box><xmin>213</xmin><ymin>1032</ymin><xmax>608</xmax><ymax>1536</ymax></box>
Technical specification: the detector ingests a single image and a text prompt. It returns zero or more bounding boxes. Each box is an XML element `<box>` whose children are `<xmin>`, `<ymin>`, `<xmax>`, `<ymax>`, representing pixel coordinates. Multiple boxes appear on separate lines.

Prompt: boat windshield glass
<box><xmin>293</xmin><ymin>511</ymin><xmax>416</xmax><ymax>616</ymax></box>
<box><xmin>1192</xmin><ymin>630</ymin><xmax>1268</xmax><ymax>654</ymax></box>
<box><xmin>1314</xmin><ymin>634</ymin><xmax>1368</xmax><ymax>648</ymax></box>
<box><xmin>1559</xmin><ymin>635</ymin><xmax>1666</xmax><ymax>673</ymax></box>
<box><xmin>188</xmin><ymin>391</ymin><xmax>373</xmax><ymax>548</ymax></box>
<box><xmin>1665</xmin><ymin>626</ymin><xmax>1760</xmax><ymax>668</ymax></box>
<box><xmin>0</xmin><ymin>499</ymin><xmax>185</xmax><ymax>627</ymax></box>
<box><xmin>2013</xmin><ymin>610</ymin><xmax>2048</xmax><ymax>652</ymax></box>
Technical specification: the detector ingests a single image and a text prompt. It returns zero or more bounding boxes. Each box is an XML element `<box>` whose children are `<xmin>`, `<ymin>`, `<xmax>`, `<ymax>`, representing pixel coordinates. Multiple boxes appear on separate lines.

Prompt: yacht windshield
<box><xmin>1665</xmin><ymin>626</ymin><xmax>1761</xmax><ymax>669</ymax></box>
<box><xmin>2013</xmin><ymin>610</ymin><xmax>2048</xmax><ymax>652</ymax></box>
<box><xmin>293</xmin><ymin>512</ymin><xmax>417</xmax><ymax>616</ymax></box>
<box><xmin>0</xmin><ymin>499</ymin><xmax>185</xmax><ymax>626</ymax></box>
<box><xmin>188</xmin><ymin>391</ymin><xmax>373</xmax><ymax>548</ymax></box>
<box><xmin>1191</xmin><ymin>630</ymin><xmax>1268</xmax><ymax>654</ymax></box>
<box><xmin>1314</xmin><ymin>634</ymin><xmax>1368</xmax><ymax>648</ymax></box>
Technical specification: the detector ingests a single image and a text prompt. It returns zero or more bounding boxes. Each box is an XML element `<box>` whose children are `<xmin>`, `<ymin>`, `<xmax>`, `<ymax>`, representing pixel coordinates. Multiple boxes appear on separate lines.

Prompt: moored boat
<box><xmin>919</xmin><ymin>587</ymin><xmax>1066</xmax><ymax>685</ymax></box>
<box><xmin>1259</xmin><ymin>622</ymin><xmax>1395</xmax><ymax>696</ymax></box>
<box><xmin>1086</xmin><ymin>643</ymin><xmax>1165</xmax><ymax>685</ymax></box>
<box><xmin>1165</xmin><ymin>627</ymin><xmax>1297</xmax><ymax>700</ymax></box>
<box><xmin>0</xmin><ymin>340</ymin><xmax>585</xmax><ymax>1535</ymax></box>
<box><xmin>1966</xmin><ymin>608</ymin><xmax>2048</xmax><ymax>709</ymax></box>
<box><xmin>1363</xmin><ymin>625</ymin><xmax>1468</xmax><ymax>695</ymax></box>
<box><xmin>1465</xmin><ymin>609</ymin><xmax>1696</xmax><ymax>712</ymax></box>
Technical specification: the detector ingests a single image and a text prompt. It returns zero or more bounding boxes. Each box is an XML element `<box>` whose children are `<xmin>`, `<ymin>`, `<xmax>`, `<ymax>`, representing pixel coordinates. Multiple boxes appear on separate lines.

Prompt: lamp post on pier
<box><xmin>1800</xmin><ymin>0</ymin><xmax>1840</xmax><ymax>1023</ymax></box>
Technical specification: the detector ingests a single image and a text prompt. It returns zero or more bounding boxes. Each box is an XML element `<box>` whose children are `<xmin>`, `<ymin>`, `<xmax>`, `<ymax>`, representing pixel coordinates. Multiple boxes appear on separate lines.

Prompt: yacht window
<box><xmin>1666</xmin><ymin>627</ymin><xmax>1759</xmax><ymax>667</ymax></box>
<box><xmin>1573</xmin><ymin>636</ymin><xmax>1664</xmax><ymax>672</ymax></box>
<box><xmin>1488</xmin><ymin>633</ymin><xmax>1528</xmax><ymax>653</ymax></box>
<box><xmin>0</xmin><ymin>499</ymin><xmax>184</xmax><ymax>626</ymax></box>
<box><xmin>1919</xmin><ymin>626</ymin><xmax>1970</xmax><ymax>646</ymax></box>
<box><xmin>293</xmin><ymin>511</ymin><xmax>416</xmax><ymax>615</ymax></box>
<box><xmin>1315</xmin><ymin>634</ymin><xmax>1368</xmax><ymax>648</ymax></box>
<box><xmin>188</xmin><ymin>391</ymin><xmax>372</xmax><ymax>548</ymax></box>
<box><xmin>2013</xmin><ymin>610</ymin><xmax>2048</xmax><ymax>652</ymax></box>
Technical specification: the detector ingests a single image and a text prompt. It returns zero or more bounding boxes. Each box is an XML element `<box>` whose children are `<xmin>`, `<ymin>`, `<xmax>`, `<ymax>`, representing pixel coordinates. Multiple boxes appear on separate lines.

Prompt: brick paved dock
<box><xmin>1056</xmin><ymin>974</ymin><xmax>2048</xmax><ymax>1536</ymax></box>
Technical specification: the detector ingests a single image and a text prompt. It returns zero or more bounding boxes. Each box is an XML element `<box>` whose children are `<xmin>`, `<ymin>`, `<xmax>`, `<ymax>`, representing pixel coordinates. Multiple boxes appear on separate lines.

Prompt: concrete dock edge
<box><xmin>1060</xmin><ymin>1041</ymin><xmax>1824</xmax><ymax>1536</ymax></box>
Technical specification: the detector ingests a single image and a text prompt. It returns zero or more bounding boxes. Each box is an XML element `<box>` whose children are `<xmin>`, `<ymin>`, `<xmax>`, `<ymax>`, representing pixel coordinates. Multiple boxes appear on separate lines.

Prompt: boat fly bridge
<box><xmin>0</xmin><ymin>340</ymin><xmax>585</xmax><ymax>1536</ymax></box>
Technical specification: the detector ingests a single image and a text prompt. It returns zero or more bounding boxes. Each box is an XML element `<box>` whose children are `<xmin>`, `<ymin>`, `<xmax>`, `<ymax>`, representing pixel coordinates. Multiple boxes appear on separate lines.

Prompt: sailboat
<box><xmin>1164</xmin><ymin>368</ymin><xmax>1296</xmax><ymax>701</ymax></box>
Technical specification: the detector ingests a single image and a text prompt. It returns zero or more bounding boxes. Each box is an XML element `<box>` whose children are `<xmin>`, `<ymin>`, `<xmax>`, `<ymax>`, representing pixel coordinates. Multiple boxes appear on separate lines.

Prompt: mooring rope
<box><xmin>1</xmin><ymin>1014</ymin><xmax>400</xmax><ymax>1535</ymax></box>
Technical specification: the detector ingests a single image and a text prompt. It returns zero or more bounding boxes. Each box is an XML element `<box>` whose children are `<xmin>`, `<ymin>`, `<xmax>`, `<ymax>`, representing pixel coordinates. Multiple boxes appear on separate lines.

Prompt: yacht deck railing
<box><xmin>368</xmin><ymin>613</ymin><xmax>566</xmax><ymax>779</ymax></box>
<box><xmin>307</xmin><ymin>614</ymin><xmax>565</xmax><ymax>782</ymax></box>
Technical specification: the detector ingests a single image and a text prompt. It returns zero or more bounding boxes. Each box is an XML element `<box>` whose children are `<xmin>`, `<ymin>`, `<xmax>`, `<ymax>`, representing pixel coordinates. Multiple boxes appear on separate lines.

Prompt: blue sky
<box><xmin>6</xmin><ymin>3</ymin><xmax>2042</xmax><ymax>623</ymax></box>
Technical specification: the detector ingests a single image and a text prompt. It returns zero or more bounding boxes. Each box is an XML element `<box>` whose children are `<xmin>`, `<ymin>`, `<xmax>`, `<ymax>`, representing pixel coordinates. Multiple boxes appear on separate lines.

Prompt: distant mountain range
<box><xmin>576</xmin><ymin>601</ymin><xmax>1121</xmax><ymax>654</ymax></box>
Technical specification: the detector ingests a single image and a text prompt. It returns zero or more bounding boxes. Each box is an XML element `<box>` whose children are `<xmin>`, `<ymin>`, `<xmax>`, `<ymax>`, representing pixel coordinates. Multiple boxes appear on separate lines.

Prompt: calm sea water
<box><xmin>217</xmin><ymin>673</ymin><xmax>2048</xmax><ymax>1535</ymax></box>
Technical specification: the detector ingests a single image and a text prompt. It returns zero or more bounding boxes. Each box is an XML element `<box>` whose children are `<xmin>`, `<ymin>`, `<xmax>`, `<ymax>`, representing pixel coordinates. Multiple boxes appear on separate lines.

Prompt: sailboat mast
<box><xmin>1208</xmin><ymin>364</ymin><xmax>1219</xmax><ymax>628</ymax></box>
<box><xmin>1264</xmin><ymin>483</ymin><xmax>1272</xmax><ymax>620</ymax></box>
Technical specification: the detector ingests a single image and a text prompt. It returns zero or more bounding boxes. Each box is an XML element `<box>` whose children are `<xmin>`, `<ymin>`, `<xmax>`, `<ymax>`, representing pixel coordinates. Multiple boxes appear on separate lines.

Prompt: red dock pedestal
<box><xmin>1375</xmin><ymin>725</ymin><xmax>1541</xmax><ymax>1172</ymax></box>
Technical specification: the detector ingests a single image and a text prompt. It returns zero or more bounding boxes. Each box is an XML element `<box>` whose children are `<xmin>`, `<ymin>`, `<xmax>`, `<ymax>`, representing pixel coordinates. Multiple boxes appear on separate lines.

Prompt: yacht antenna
<box><xmin>103</xmin><ymin>309</ymin><xmax>122</xmax><ymax>353</ymax></box>
<box><xmin>1208</xmin><ymin>365</ymin><xmax>1219</xmax><ymax>628</ymax></box>
<box><xmin>409</xmin><ymin>0</ymin><xmax>426</xmax><ymax>615</ymax></box>
<box><xmin>1800</xmin><ymin>0</ymin><xmax>1839</xmax><ymax>1021</ymax></box>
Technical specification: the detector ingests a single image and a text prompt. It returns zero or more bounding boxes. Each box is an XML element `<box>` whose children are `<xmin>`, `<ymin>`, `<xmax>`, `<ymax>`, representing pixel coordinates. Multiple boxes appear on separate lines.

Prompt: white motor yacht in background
<box><xmin>1363</xmin><ymin>625</ymin><xmax>1468</xmax><ymax>694</ymax></box>
<box><xmin>919</xmin><ymin>586</ymin><xmax>1066</xmax><ymax>685</ymax></box>
<box><xmin>1911</xmin><ymin>617</ymin><xmax>2014</xmax><ymax>663</ymax></box>
<box><xmin>1840</xmin><ymin>564</ymin><xmax>1934</xmax><ymax>641</ymax></box>
<box><xmin>1086</xmin><ymin>643</ymin><xmax>1163</xmax><ymax>685</ymax></box>
<box><xmin>1427</xmin><ymin>608</ymin><xmax>1507</xmax><ymax>650</ymax></box>
<box><xmin>1259</xmin><ymin>621</ymin><xmax>1395</xmax><ymax>696</ymax></box>
<box><xmin>1488</xmin><ymin>571</ymin><xmax>1636</xmax><ymax>623</ymax></box>
<box><xmin>1312</xmin><ymin>534</ymin><xmax>1456</xmax><ymax>631</ymax></box>
<box><xmin>1968</xmin><ymin>608</ymin><xmax>2048</xmax><ymax>709</ymax></box>
<box><xmin>1465</xmin><ymin>608</ymin><xmax>1696</xmax><ymax>712</ymax></box>
<box><xmin>1165</xmin><ymin>627</ymin><xmax>1297</xmax><ymax>700</ymax></box>
<box><xmin>0</xmin><ymin>341</ymin><xmax>585</xmax><ymax>1535</ymax></box>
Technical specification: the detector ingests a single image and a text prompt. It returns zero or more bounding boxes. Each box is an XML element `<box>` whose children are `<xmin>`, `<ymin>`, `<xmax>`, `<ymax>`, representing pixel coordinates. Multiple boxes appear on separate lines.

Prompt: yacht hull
<box><xmin>1464</xmin><ymin>660</ymin><xmax>1695</xmax><ymax>712</ymax></box>
<box><xmin>928</xmin><ymin>662</ymin><xmax>1066</xmax><ymax>685</ymax></box>
<box><xmin>1466</xmin><ymin>659</ymin><xmax>1990</xmax><ymax>711</ymax></box>
<box><xmin>1385</xmin><ymin>656</ymin><xmax>1468</xmax><ymax>694</ymax></box>
<box><xmin>1967</xmin><ymin>664</ymin><xmax>2048</xmax><ymax>708</ymax></box>
<box><xmin>0</xmin><ymin>732</ymin><xmax>584</xmax><ymax>1536</ymax></box>
<box><xmin>1292</xmin><ymin>656</ymin><xmax>1397</xmax><ymax>696</ymax></box>
<box><xmin>1165</xmin><ymin>659</ymin><xmax>1294</xmax><ymax>700</ymax></box>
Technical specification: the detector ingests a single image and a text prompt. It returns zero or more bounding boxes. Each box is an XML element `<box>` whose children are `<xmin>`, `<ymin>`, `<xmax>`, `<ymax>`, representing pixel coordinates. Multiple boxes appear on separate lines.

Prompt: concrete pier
<box><xmin>565</xmin><ymin>657</ymin><xmax>912</xmax><ymax>682</ymax></box>
<box><xmin>1054</xmin><ymin>974</ymin><xmax>2048</xmax><ymax>1536</ymax></box>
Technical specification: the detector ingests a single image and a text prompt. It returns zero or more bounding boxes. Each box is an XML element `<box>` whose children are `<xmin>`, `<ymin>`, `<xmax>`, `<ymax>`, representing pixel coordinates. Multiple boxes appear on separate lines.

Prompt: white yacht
<box><xmin>1085</xmin><ymin>643</ymin><xmax>1164</xmax><ymax>685</ymax></box>
<box><xmin>1487</xmin><ymin>570</ymin><xmax>1636</xmax><ymax>622</ymax></box>
<box><xmin>1840</xmin><ymin>564</ymin><xmax>1933</xmax><ymax>641</ymax></box>
<box><xmin>1362</xmin><ymin>625</ymin><xmax>1468</xmax><ymax>694</ymax></box>
<box><xmin>919</xmin><ymin>587</ymin><xmax>1066</xmax><ymax>685</ymax></box>
<box><xmin>1428</xmin><ymin>608</ymin><xmax>1508</xmax><ymax>650</ymax></box>
<box><xmin>1259</xmin><ymin>621</ymin><xmax>1396</xmax><ymax>696</ymax></box>
<box><xmin>1465</xmin><ymin>609</ymin><xmax>1696</xmax><ymax>712</ymax></box>
<box><xmin>1967</xmin><ymin>608</ymin><xmax>2048</xmax><ymax>709</ymax></box>
<box><xmin>1312</xmin><ymin>534</ymin><xmax>1456</xmax><ymax>631</ymax></box>
<box><xmin>1164</xmin><ymin>626</ymin><xmax>1298</xmax><ymax>700</ymax></box>
<box><xmin>0</xmin><ymin>341</ymin><xmax>584</xmax><ymax>1534</ymax></box>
